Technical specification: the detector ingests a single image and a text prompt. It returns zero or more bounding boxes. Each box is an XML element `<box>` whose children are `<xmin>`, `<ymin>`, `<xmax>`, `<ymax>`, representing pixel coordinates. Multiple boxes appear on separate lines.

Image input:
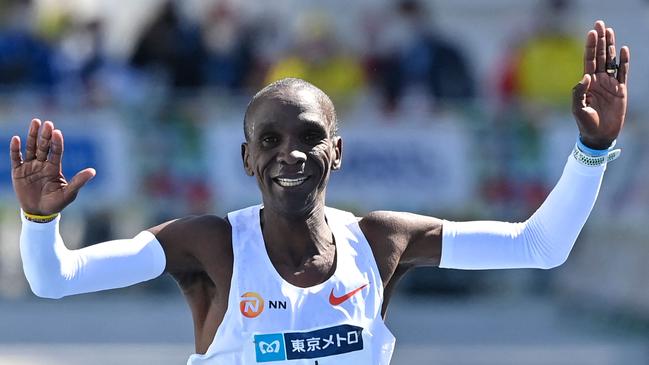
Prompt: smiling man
<box><xmin>11</xmin><ymin>21</ymin><xmax>629</xmax><ymax>365</ymax></box>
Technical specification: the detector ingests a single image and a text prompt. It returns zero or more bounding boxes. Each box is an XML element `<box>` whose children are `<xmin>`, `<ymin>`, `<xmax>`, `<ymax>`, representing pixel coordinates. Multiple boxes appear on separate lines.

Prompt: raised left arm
<box><xmin>361</xmin><ymin>21</ymin><xmax>629</xmax><ymax>276</ymax></box>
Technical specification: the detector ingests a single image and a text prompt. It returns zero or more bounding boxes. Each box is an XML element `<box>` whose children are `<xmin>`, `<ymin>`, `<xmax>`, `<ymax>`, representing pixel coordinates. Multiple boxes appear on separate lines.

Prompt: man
<box><xmin>10</xmin><ymin>21</ymin><xmax>629</xmax><ymax>364</ymax></box>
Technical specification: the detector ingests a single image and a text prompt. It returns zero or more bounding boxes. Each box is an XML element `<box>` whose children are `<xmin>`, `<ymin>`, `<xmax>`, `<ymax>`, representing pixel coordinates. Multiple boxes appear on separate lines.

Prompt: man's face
<box><xmin>242</xmin><ymin>89</ymin><xmax>342</xmax><ymax>216</ymax></box>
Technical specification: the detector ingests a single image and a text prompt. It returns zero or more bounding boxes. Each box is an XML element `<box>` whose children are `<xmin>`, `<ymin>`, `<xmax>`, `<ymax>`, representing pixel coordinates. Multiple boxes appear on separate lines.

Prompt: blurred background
<box><xmin>1</xmin><ymin>0</ymin><xmax>649</xmax><ymax>364</ymax></box>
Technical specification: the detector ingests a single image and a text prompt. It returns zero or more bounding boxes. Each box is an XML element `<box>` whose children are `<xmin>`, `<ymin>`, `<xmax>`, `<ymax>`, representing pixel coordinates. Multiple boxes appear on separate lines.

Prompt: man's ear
<box><xmin>241</xmin><ymin>142</ymin><xmax>254</xmax><ymax>176</ymax></box>
<box><xmin>332</xmin><ymin>136</ymin><xmax>343</xmax><ymax>170</ymax></box>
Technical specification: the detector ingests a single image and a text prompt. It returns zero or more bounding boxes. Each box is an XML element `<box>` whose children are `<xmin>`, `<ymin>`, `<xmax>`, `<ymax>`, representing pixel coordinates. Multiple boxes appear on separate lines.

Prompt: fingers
<box><xmin>35</xmin><ymin>121</ymin><xmax>54</xmax><ymax>162</ymax></box>
<box><xmin>23</xmin><ymin>119</ymin><xmax>65</xmax><ymax>165</ymax></box>
<box><xmin>10</xmin><ymin>136</ymin><xmax>23</xmax><ymax>169</ymax></box>
<box><xmin>572</xmin><ymin>74</ymin><xmax>591</xmax><ymax>116</ymax></box>
<box><xmin>584</xmin><ymin>21</ymin><xmax>627</xmax><ymax>81</ymax></box>
<box><xmin>606</xmin><ymin>27</ymin><xmax>616</xmax><ymax>73</ymax></box>
<box><xmin>594</xmin><ymin>20</ymin><xmax>606</xmax><ymax>73</ymax></box>
<box><xmin>49</xmin><ymin>129</ymin><xmax>64</xmax><ymax>166</ymax></box>
<box><xmin>617</xmin><ymin>46</ymin><xmax>630</xmax><ymax>85</ymax></box>
<box><xmin>64</xmin><ymin>168</ymin><xmax>96</xmax><ymax>202</ymax></box>
<box><xmin>583</xmin><ymin>30</ymin><xmax>597</xmax><ymax>75</ymax></box>
<box><xmin>25</xmin><ymin>118</ymin><xmax>41</xmax><ymax>161</ymax></box>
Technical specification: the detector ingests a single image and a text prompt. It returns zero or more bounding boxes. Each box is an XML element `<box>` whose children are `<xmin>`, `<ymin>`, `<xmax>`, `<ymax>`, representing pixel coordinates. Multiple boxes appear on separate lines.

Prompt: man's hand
<box><xmin>572</xmin><ymin>20</ymin><xmax>630</xmax><ymax>150</ymax></box>
<box><xmin>10</xmin><ymin>119</ymin><xmax>96</xmax><ymax>215</ymax></box>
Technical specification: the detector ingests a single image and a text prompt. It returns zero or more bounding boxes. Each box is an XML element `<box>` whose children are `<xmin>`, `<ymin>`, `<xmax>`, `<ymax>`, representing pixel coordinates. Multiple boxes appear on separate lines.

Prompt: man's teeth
<box><xmin>276</xmin><ymin>177</ymin><xmax>308</xmax><ymax>187</ymax></box>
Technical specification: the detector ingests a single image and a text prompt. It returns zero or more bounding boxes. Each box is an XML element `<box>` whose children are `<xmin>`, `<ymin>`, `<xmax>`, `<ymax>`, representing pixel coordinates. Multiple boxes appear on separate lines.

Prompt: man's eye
<box><xmin>304</xmin><ymin>133</ymin><xmax>322</xmax><ymax>143</ymax></box>
<box><xmin>262</xmin><ymin>136</ymin><xmax>278</xmax><ymax>144</ymax></box>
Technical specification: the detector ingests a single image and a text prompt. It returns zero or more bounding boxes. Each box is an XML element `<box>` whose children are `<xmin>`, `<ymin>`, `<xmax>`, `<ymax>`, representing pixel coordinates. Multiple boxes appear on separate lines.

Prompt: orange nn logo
<box><xmin>240</xmin><ymin>292</ymin><xmax>265</xmax><ymax>318</ymax></box>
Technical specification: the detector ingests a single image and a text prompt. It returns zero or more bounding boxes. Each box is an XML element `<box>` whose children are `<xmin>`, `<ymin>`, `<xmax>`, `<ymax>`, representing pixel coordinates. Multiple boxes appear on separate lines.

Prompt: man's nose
<box><xmin>278</xmin><ymin>145</ymin><xmax>307</xmax><ymax>165</ymax></box>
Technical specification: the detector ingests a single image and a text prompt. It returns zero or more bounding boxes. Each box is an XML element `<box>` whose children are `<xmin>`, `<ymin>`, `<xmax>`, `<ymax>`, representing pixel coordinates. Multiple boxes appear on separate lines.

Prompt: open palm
<box><xmin>10</xmin><ymin>119</ymin><xmax>95</xmax><ymax>215</ymax></box>
<box><xmin>572</xmin><ymin>21</ymin><xmax>630</xmax><ymax>150</ymax></box>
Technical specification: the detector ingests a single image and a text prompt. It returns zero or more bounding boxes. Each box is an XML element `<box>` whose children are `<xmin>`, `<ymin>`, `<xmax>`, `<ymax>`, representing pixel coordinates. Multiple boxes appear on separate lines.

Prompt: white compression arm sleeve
<box><xmin>20</xmin><ymin>213</ymin><xmax>166</xmax><ymax>299</ymax></box>
<box><xmin>440</xmin><ymin>153</ymin><xmax>605</xmax><ymax>270</ymax></box>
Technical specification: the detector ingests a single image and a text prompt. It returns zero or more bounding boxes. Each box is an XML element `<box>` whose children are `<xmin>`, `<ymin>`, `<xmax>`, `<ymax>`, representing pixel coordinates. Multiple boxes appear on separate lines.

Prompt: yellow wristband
<box><xmin>23</xmin><ymin>211</ymin><xmax>59</xmax><ymax>223</ymax></box>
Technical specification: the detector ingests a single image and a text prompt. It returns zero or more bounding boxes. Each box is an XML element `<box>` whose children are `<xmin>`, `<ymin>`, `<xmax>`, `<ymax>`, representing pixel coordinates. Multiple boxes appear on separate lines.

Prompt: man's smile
<box><xmin>273</xmin><ymin>176</ymin><xmax>310</xmax><ymax>187</ymax></box>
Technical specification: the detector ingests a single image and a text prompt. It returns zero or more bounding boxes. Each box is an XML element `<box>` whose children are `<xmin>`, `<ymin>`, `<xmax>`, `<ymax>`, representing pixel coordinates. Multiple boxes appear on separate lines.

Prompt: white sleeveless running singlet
<box><xmin>187</xmin><ymin>205</ymin><xmax>395</xmax><ymax>364</ymax></box>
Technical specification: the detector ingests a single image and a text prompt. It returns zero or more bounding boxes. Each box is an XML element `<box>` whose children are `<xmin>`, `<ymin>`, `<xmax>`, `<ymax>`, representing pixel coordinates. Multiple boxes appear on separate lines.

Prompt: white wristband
<box><xmin>572</xmin><ymin>142</ymin><xmax>621</xmax><ymax>167</ymax></box>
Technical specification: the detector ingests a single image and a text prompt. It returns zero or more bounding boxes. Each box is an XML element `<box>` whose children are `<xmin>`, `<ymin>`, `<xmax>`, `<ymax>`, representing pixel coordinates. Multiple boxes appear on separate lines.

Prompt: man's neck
<box><xmin>260</xmin><ymin>203</ymin><xmax>335</xmax><ymax>269</ymax></box>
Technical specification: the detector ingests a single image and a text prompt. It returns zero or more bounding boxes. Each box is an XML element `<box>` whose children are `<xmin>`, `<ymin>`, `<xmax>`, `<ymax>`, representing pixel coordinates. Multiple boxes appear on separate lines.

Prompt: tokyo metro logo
<box><xmin>254</xmin><ymin>324</ymin><xmax>365</xmax><ymax>362</ymax></box>
<box><xmin>255</xmin><ymin>333</ymin><xmax>286</xmax><ymax>362</ymax></box>
<box><xmin>259</xmin><ymin>340</ymin><xmax>281</xmax><ymax>354</ymax></box>
<box><xmin>240</xmin><ymin>292</ymin><xmax>264</xmax><ymax>318</ymax></box>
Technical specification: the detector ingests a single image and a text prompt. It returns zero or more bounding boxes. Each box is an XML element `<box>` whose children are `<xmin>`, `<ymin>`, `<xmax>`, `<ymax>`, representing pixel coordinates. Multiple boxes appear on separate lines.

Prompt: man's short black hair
<box><xmin>243</xmin><ymin>78</ymin><xmax>338</xmax><ymax>141</ymax></box>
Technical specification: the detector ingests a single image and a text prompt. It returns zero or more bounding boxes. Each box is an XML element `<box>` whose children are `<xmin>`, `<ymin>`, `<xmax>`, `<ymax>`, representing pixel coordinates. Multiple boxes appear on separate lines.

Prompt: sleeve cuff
<box><xmin>567</xmin><ymin>151</ymin><xmax>607</xmax><ymax>176</ymax></box>
<box><xmin>439</xmin><ymin>220</ymin><xmax>457</xmax><ymax>268</ymax></box>
<box><xmin>20</xmin><ymin>209</ymin><xmax>60</xmax><ymax>231</ymax></box>
<box><xmin>134</xmin><ymin>231</ymin><xmax>167</xmax><ymax>277</ymax></box>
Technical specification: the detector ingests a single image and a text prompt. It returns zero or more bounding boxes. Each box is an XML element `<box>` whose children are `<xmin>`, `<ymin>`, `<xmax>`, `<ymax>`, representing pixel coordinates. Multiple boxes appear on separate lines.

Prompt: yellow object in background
<box><xmin>516</xmin><ymin>35</ymin><xmax>582</xmax><ymax>107</ymax></box>
<box><xmin>266</xmin><ymin>55</ymin><xmax>364</xmax><ymax>106</ymax></box>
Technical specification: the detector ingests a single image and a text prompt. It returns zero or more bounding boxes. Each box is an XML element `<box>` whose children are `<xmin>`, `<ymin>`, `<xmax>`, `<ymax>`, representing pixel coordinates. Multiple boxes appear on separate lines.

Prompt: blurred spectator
<box><xmin>497</xmin><ymin>0</ymin><xmax>582</xmax><ymax>108</ymax></box>
<box><xmin>365</xmin><ymin>0</ymin><xmax>475</xmax><ymax>114</ymax></box>
<box><xmin>55</xmin><ymin>19</ymin><xmax>115</xmax><ymax>104</ymax></box>
<box><xmin>59</xmin><ymin>20</ymin><xmax>105</xmax><ymax>88</ymax></box>
<box><xmin>130</xmin><ymin>1</ymin><xmax>205</xmax><ymax>91</ymax></box>
<box><xmin>0</xmin><ymin>0</ymin><xmax>57</xmax><ymax>91</ymax></box>
<box><xmin>265</xmin><ymin>12</ymin><xmax>364</xmax><ymax>107</ymax></box>
<box><xmin>201</xmin><ymin>1</ymin><xmax>257</xmax><ymax>93</ymax></box>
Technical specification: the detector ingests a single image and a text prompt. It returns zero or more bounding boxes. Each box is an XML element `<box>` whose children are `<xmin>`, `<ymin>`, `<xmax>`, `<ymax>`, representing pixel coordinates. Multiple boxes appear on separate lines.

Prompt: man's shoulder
<box><xmin>358</xmin><ymin>210</ymin><xmax>405</xmax><ymax>231</ymax></box>
<box><xmin>357</xmin><ymin>211</ymin><xmax>408</xmax><ymax>246</ymax></box>
<box><xmin>355</xmin><ymin>211</ymin><xmax>416</xmax><ymax>284</ymax></box>
<box><xmin>152</xmin><ymin>214</ymin><xmax>234</xmax><ymax>275</ymax></box>
<box><xmin>172</xmin><ymin>214</ymin><xmax>232</xmax><ymax>239</ymax></box>
<box><xmin>358</xmin><ymin>210</ymin><xmax>443</xmax><ymax>245</ymax></box>
<box><xmin>151</xmin><ymin>214</ymin><xmax>232</xmax><ymax>250</ymax></box>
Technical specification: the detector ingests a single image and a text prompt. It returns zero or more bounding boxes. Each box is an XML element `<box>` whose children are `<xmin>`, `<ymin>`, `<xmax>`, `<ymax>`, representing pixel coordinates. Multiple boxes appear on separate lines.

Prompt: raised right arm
<box><xmin>13</xmin><ymin>119</ymin><xmax>215</xmax><ymax>298</ymax></box>
<box><xmin>20</xmin><ymin>215</ymin><xmax>166</xmax><ymax>298</ymax></box>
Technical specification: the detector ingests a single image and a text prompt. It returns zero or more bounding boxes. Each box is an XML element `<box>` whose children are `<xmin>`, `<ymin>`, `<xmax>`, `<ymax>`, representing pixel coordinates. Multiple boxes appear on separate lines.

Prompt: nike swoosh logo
<box><xmin>329</xmin><ymin>284</ymin><xmax>368</xmax><ymax>306</ymax></box>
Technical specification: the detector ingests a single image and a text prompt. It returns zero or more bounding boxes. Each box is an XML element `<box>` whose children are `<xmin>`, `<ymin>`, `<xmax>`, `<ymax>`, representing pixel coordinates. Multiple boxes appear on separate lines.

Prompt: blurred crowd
<box><xmin>0</xmin><ymin>0</ymin><xmax>604</xmax><ymax>111</ymax></box>
<box><xmin>0</xmin><ymin>0</ymin><xmax>589</xmax><ymax>107</ymax></box>
<box><xmin>0</xmin><ymin>0</ymin><xmax>595</xmax><ymax>228</ymax></box>
<box><xmin>0</xmin><ymin>0</ymin><xmax>480</xmax><ymax>109</ymax></box>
